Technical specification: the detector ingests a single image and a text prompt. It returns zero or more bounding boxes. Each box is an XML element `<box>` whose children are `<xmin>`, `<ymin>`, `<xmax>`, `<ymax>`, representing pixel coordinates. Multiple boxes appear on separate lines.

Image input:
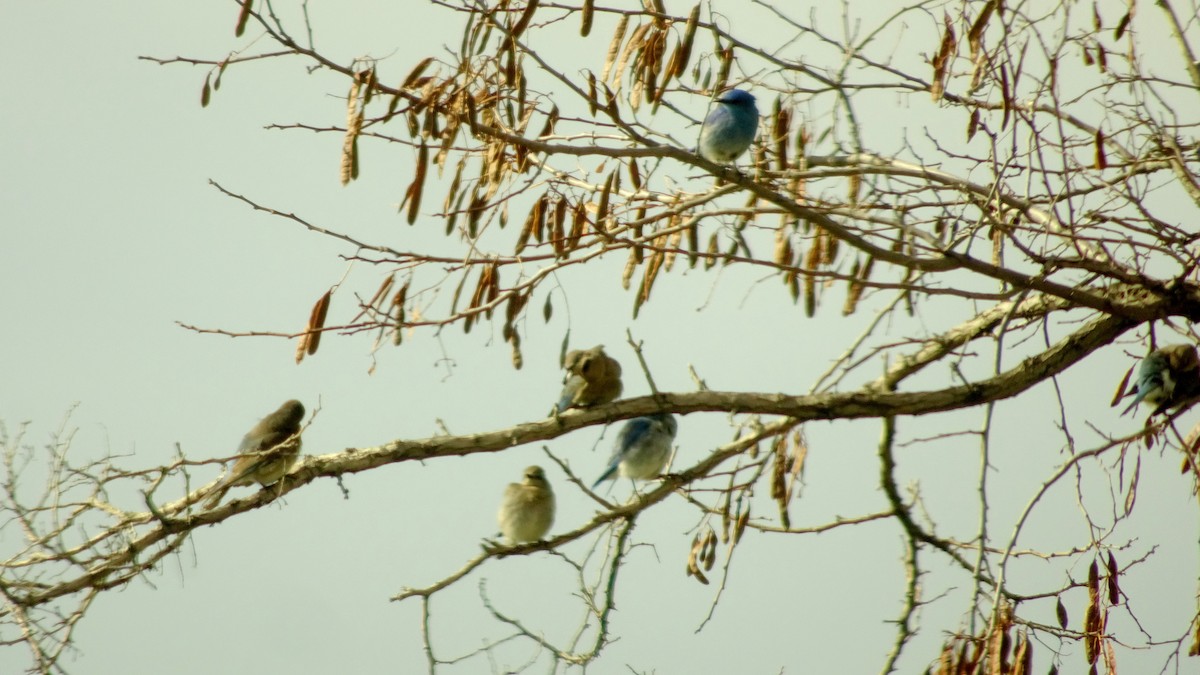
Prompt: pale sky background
<box><xmin>2</xmin><ymin>2</ymin><xmax>1197</xmax><ymax>674</ymax></box>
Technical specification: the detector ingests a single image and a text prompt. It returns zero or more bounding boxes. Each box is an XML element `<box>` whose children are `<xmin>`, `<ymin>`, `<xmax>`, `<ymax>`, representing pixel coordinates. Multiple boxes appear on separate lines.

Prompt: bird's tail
<box><xmin>1120</xmin><ymin>390</ymin><xmax>1148</xmax><ymax>417</ymax></box>
<box><xmin>591</xmin><ymin>464</ymin><xmax>617</xmax><ymax>489</ymax></box>
<box><xmin>202</xmin><ymin>481</ymin><xmax>230</xmax><ymax>509</ymax></box>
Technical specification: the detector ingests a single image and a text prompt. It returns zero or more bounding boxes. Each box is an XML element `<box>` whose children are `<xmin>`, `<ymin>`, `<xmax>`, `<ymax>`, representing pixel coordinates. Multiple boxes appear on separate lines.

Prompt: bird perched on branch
<box><xmin>204</xmin><ymin>399</ymin><xmax>305</xmax><ymax>508</ymax></box>
<box><xmin>697</xmin><ymin>89</ymin><xmax>759</xmax><ymax>164</ymax></box>
<box><xmin>593</xmin><ymin>413</ymin><xmax>678</xmax><ymax>489</ymax></box>
<box><xmin>1119</xmin><ymin>344</ymin><xmax>1200</xmax><ymax>416</ymax></box>
<box><xmin>497</xmin><ymin>465</ymin><xmax>556</xmax><ymax>545</ymax></box>
<box><xmin>555</xmin><ymin>345</ymin><xmax>623</xmax><ymax>412</ymax></box>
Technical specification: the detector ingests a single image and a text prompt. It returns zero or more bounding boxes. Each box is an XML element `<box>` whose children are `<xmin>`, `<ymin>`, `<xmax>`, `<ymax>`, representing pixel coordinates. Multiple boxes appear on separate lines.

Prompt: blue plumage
<box><xmin>1121</xmin><ymin>344</ymin><xmax>1200</xmax><ymax>416</ymax></box>
<box><xmin>593</xmin><ymin>413</ymin><xmax>678</xmax><ymax>488</ymax></box>
<box><xmin>1122</xmin><ymin>351</ymin><xmax>1173</xmax><ymax>415</ymax></box>
<box><xmin>697</xmin><ymin>89</ymin><xmax>759</xmax><ymax>164</ymax></box>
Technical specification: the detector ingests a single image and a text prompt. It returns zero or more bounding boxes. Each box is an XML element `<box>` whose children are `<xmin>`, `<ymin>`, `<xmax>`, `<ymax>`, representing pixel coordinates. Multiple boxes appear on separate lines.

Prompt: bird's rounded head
<box><xmin>718</xmin><ymin>89</ymin><xmax>756</xmax><ymax>106</ymax></box>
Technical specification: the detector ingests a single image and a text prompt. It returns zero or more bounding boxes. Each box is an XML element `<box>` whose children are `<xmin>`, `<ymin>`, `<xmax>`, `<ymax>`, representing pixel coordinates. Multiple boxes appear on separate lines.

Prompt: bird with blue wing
<box><xmin>204</xmin><ymin>399</ymin><xmax>305</xmax><ymax>508</ymax></box>
<box><xmin>593</xmin><ymin>413</ymin><xmax>678</xmax><ymax>489</ymax></box>
<box><xmin>1120</xmin><ymin>344</ymin><xmax>1200</xmax><ymax>416</ymax></box>
<box><xmin>697</xmin><ymin>89</ymin><xmax>759</xmax><ymax>164</ymax></box>
<box><xmin>497</xmin><ymin>465</ymin><xmax>556</xmax><ymax>545</ymax></box>
<box><xmin>555</xmin><ymin>345</ymin><xmax>623</xmax><ymax>413</ymax></box>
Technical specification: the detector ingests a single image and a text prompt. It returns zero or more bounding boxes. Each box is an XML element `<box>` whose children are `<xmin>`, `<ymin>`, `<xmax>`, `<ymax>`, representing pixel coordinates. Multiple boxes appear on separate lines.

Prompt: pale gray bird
<box><xmin>204</xmin><ymin>399</ymin><xmax>305</xmax><ymax>508</ymax></box>
<box><xmin>497</xmin><ymin>465</ymin><xmax>556</xmax><ymax>545</ymax></box>
<box><xmin>593</xmin><ymin>413</ymin><xmax>678</xmax><ymax>488</ymax></box>
<box><xmin>556</xmin><ymin>345</ymin><xmax>623</xmax><ymax>412</ymax></box>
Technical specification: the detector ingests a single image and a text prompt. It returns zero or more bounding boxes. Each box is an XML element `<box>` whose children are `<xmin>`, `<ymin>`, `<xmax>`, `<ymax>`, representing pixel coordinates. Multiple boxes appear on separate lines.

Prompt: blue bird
<box><xmin>697</xmin><ymin>89</ymin><xmax>759</xmax><ymax>164</ymax></box>
<box><xmin>592</xmin><ymin>413</ymin><xmax>678</xmax><ymax>489</ymax></box>
<box><xmin>1121</xmin><ymin>344</ymin><xmax>1200</xmax><ymax>416</ymax></box>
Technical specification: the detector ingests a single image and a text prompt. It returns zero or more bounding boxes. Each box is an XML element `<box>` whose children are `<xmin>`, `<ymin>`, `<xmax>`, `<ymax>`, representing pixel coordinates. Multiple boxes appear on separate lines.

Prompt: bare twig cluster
<box><xmin>9</xmin><ymin>0</ymin><xmax>1199</xmax><ymax>672</ymax></box>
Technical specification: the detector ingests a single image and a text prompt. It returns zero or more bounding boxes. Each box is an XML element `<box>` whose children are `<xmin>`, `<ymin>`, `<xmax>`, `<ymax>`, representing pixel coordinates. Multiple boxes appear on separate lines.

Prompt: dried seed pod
<box><xmin>803</xmin><ymin>236</ymin><xmax>821</xmax><ymax>317</ymax></box>
<box><xmin>235</xmin><ymin>0</ymin><xmax>252</xmax><ymax>37</ymax></box>
<box><xmin>601</xmin><ymin>16</ymin><xmax>629</xmax><ymax>84</ymax></box>
<box><xmin>704</xmin><ymin>232</ymin><xmax>718</xmax><ymax>270</ymax></box>
<box><xmin>354</xmin><ymin>274</ymin><xmax>395</xmax><ymax>324</ymax></box>
<box><xmin>773</xmin><ymin>101</ymin><xmax>790</xmax><ymax>171</ymax></box>
<box><xmin>702</xmin><ymin>530</ymin><xmax>717</xmax><ymax>571</ymax></box>
<box><xmin>773</xmin><ymin>229</ymin><xmax>793</xmax><ymax>266</ymax></box>
<box><xmin>930</xmin><ymin>13</ymin><xmax>955</xmax><ymax>100</ymax></box>
<box><xmin>935</xmin><ymin>641</ymin><xmax>954</xmax><ymax>675</ymax></box>
<box><xmin>580</xmin><ymin>0</ymin><xmax>593</xmax><ymax>36</ymax></box>
<box><xmin>595</xmin><ymin>171</ymin><xmax>616</xmax><ymax>237</ymax></box>
<box><xmin>201</xmin><ymin>72</ymin><xmax>212</xmax><ymax>107</ymax></box>
<box><xmin>1087</xmin><ymin>559</ymin><xmax>1099</xmax><ymax>603</ymax></box>
<box><xmin>566</xmin><ymin>201</ymin><xmax>587</xmax><ymax>253</ymax></box>
<box><xmin>1083</xmin><ymin>604</ymin><xmax>1099</xmax><ymax>665</ymax></box>
<box><xmin>843</xmin><ymin>258</ymin><xmax>864</xmax><ymax>316</ymax></box>
<box><xmin>1105</xmin><ymin>551</ymin><xmax>1119</xmax><ymax>604</ymax></box>
<box><xmin>673</xmin><ymin>4</ymin><xmax>699</xmax><ymax>79</ymax></box>
<box><xmin>402</xmin><ymin>57</ymin><xmax>435</xmax><ymax>88</ymax></box>
<box><xmin>537</xmin><ymin>104</ymin><xmax>559</xmax><ymax>141</ymax></box>
<box><xmin>685</xmin><ymin>533</ymin><xmax>710</xmax><ymax>584</ymax></box>
<box><xmin>391</xmin><ymin>283</ymin><xmax>408</xmax><ymax>346</ymax></box>
<box><xmin>1110</xmin><ymin>364</ymin><xmax>1134</xmax><ymax>406</ymax></box>
<box><xmin>733</xmin><ymin>507</ymin><xmax>749</xmax><ymax>544</ymax></box>
<box><xmin>510</xmin><ymin>329</ymin><xmax>523</xmax><ymax>369</ymax></box>
<box><xmin>510</xmin><ymin>0</ymin><xmax>539</xmax><ymax>39</ymax></box>
<box><xmin>305</xmin><ymin>289</ymin><xmax>332</xmax><ymax>357</ymax></box>
<box><xmin>401</xmin><ymin>141</ymin><xmax>428</xmax><ymax>225</ymax></box>
<box><xmin>1011</xmin><ymin>632</ymin><xmax>1031</xmax><ymax>675</ymax></box>
<box><xmin>514</xmin><ymin>198</ymin><xmax>540</xmax><ymax>254</ymax></box>
<box><xmin>622</xmin><ymin>248</ymin><xmax>638</xmax><ymax>290</ymax></box>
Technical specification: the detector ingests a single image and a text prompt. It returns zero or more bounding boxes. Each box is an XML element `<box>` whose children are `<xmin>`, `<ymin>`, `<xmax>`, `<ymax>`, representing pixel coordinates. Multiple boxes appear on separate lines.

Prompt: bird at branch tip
<box><xmin>203</xmin><ymin>399</ymin><xmax>305</xmax><ymax>508</ymax></box>
<box><xmin>497</xmin><ymin>465</ymin><xmax>556</xmax><ymax>545</ymax></box>
<box><xmin>555</xmin><ymin>345</ymin><xmax>623</xmax><ymax>413</ymax></box>
<box><xmin>593</xmin><ymin>413</ymin><xmax>678</xmax><ymax>489</ymax></box>
<box><xmin>1120</xmin><ymin>344</ymin><xmax>1200</xmax><ymax>416</ymax></box>
<box><xmin>697</xmin><ymin>89</ymin><xmax>759</xmax><ymax>164</ymax></box>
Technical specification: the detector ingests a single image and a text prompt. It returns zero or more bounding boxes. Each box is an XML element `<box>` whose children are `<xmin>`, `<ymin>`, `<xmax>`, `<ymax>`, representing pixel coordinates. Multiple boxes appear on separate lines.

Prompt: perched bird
<box><xmin>555</xmin><ymin>345</ymin><xmax>623</xmax><ymax>412</ymax></box>
<box><xmin>593</xmin><ymin>413</ymin><xmax>678</xmax><ymax>489</ymax></box>
<box><xmin>1168</xmin><ymin>344</ymin><xmax>1200</xmax><ymax>404</ymax></box>
<box><xmin>1122</xmin><ymin>344</ymin><xmax>1200</xmax><ymax>416</ymax></box>
<box><xmin>497</xmin><ymin>465</ymin><xmax>556</xmax><ymax>545</ymax></box>
<box><xmin>697</xmin><ymin>89</ymin><xmax>759</xmax><ymax>164</ymax></box>
<box><xmin>204</xmin><ymin>400</ymin><xmax>305</xmax><ymax>508</ymax></box>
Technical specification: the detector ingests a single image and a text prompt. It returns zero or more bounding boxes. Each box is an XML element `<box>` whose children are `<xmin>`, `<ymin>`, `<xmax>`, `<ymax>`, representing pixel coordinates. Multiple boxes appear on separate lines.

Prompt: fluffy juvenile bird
<box><xmin>1122</xmin><ymin>344</ymin><xmax>1200</xmax><ymax>416</ymax></box>
<box><xmin>204</xmin><ymin>399</ymin><xmax>305</xmax><ymax>508</ymax></box>
<box><xmin>497</xmin><ymin>465</ymin><xmax>556</xmax><ymax>545</ymax></box>
<box><xmin>697</xmin><ymin>89</ymin><xmax>759</xmax><ymax>164</ymax></box>
<box><xmin>555</xmin><ymin>345</ymin><xmax>623</xmax><ymax>412</ymax></box>
<box><xmin>593</xmin><ymin>413</ymin><xmax>678</xmax><ymax>489</ymax></box>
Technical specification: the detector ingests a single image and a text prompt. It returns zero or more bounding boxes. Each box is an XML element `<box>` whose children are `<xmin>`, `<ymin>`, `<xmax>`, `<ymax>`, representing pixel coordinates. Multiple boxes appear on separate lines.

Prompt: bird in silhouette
<box><xmin>204</xmin><ymin>400</ymin><xmax>305</xmax><ymax>508</ymax></box>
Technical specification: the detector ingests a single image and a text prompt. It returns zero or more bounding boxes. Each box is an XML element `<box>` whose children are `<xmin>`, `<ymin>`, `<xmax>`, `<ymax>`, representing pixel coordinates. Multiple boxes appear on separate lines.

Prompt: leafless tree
<box><xmin>5</xmin><ymin>0</ymin><xmax>1200</xmax><ymax>672</ymax></box>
